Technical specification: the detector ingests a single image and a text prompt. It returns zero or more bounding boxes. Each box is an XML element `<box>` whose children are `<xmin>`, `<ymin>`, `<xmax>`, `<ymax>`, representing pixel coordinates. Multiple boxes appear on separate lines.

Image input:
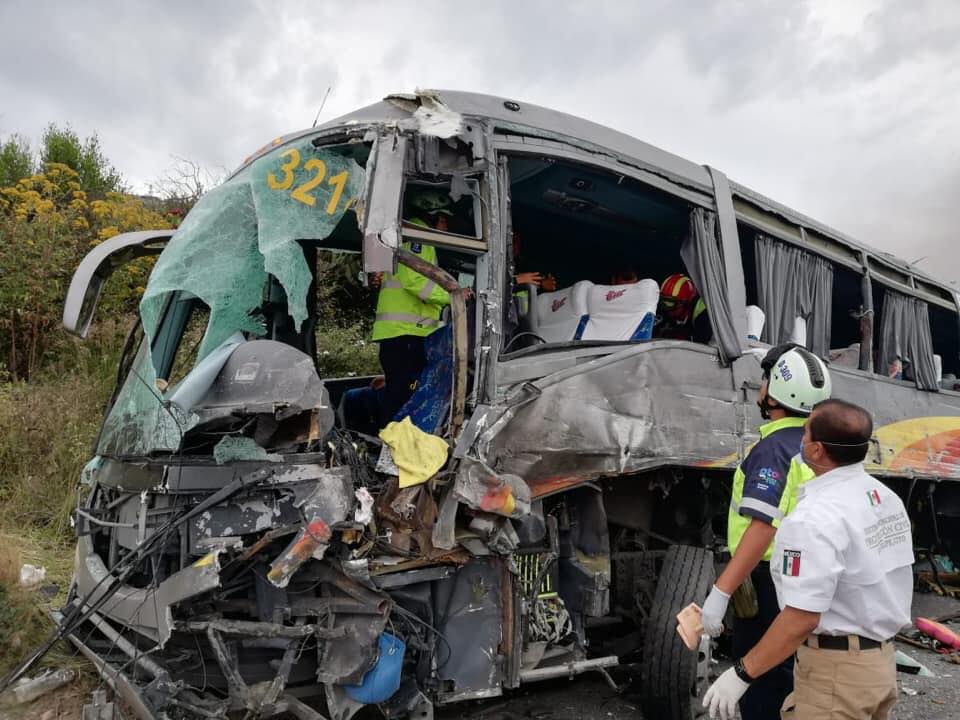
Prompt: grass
<box><xmin>0</xmin><ymin>326</ymin><xmax>124</xmax><ymax>678</ymax></box>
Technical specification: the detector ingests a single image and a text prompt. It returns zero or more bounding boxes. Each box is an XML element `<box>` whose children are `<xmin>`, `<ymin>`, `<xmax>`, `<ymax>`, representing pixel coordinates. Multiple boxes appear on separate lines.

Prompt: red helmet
<box><xmin>660</xmin><ymin>274</ymin><xmax>699</xmax><ymax>321</ymax></box>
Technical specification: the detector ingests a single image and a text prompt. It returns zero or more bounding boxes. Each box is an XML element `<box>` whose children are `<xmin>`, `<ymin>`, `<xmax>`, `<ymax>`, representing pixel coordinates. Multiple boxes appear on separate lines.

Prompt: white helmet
<box><xmin>765</xmin><ymin>346</ymin><xmax>831</xmax><ymax>415</ymax></box>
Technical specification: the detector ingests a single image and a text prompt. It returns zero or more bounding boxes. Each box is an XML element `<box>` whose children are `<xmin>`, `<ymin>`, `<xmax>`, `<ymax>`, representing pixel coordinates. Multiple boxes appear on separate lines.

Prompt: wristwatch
<box><xmin>734</xmin><ymin>657</ymin><xmax>755</xmax><ymax>684</ymax></box>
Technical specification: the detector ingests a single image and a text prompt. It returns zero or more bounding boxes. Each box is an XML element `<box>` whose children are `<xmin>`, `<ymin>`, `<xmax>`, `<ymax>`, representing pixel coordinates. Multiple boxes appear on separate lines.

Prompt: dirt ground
<box><xmin>2</xmin><ymin>593</ymin><xmax>957</xmax><ymax>720</ymax></box>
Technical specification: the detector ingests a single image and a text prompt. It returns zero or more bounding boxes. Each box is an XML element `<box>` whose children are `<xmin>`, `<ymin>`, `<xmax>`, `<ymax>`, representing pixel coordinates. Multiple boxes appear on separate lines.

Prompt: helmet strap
<box><xmin>757</xmin><ymin>394</ymin><xmax>779</xmax><ymax>420</ymax></box>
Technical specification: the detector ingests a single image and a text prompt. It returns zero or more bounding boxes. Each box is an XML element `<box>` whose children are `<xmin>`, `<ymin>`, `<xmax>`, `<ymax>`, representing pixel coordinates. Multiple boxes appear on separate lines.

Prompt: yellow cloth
<box><xmin>379</xmin><ymin>417</ymin><xmax>449</xmax><ymax>488</ymax></box>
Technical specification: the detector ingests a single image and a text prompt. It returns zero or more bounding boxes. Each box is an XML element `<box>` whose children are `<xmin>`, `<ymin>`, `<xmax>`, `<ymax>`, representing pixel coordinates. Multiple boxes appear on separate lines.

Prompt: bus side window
<box><xmin>826</xmin><ymin>267</ymin><xmax>865</xmax><ymax>369</ymax></box>
<box><xmin>930</xmin><ymin>304</ymin><xmax>960</xmax><ymax>391</ymax></box>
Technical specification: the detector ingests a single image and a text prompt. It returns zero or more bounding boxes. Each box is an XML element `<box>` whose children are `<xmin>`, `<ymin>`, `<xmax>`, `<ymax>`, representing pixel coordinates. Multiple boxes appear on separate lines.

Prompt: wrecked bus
<box><xmin>50</xmin><ymin>90</ymin><xmax>960</xmax><ymax>720</ymax></box>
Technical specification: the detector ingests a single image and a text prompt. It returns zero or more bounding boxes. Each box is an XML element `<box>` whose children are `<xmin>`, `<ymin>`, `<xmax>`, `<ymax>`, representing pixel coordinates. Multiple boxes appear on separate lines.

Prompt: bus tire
<box><xmin>639</xmin><ymin>544</ymin><xmax>715</xmax><ymax>720</ymax></box>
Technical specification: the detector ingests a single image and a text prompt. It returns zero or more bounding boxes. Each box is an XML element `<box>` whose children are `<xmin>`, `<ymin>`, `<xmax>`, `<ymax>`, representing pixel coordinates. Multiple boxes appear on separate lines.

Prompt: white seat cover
<box><xmin>746</xmin><ymin>305</ymin><xmax>766</xmax><ymax>341</ymax></box>
<box><xmin>580</xmin><ymin>279</ymin><xmax>659</xmax><ymax>342</ymax></box>
<box><xmin>535</xmin><ymin>281</ymin><xmax>592</xmax><ymax>343</ymax></box>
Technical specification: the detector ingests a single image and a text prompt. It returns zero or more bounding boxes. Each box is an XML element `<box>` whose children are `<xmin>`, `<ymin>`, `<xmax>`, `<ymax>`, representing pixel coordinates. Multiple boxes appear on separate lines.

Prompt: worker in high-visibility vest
<box><xmin>371</xmin><ymin>191</ymin><xmax>452</xmax><ymax>425</ymax></box>
<box><xmin>700</xmin><ymin>344</ymin><xmax>831</xmax><ymax>720</ymax></box>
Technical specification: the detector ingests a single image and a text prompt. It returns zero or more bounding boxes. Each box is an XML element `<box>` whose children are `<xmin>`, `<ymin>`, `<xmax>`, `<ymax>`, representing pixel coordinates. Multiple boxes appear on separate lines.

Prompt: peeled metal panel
<box><xmin>362</xmin><ymin>129</ymin><xmax>408</xmax><ymax>272</ymax></box>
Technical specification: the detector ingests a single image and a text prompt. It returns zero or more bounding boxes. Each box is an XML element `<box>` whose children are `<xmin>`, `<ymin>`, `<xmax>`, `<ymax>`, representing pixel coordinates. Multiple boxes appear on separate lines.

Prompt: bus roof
<box><xmin>313</xmin><ymin>89</ymin><xmax>954</xmax><ymax>296</ymax></box>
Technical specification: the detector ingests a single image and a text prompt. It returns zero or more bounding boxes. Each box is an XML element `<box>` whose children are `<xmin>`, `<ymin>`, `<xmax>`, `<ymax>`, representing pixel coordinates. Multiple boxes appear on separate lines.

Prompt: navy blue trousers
<box><xmin>732</xmin><ymin>562</ymin><xmax>794</xmax><ymax>720</ymax></box>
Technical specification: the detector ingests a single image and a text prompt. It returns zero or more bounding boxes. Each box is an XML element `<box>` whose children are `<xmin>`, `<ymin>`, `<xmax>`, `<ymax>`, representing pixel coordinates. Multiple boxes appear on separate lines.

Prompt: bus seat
<box><xmin>338</xmin><ymin>326</ymin><xmax>453</xmax><ymax>437</ymax></box>
<box><xmin>828</xmin><ymin>343</ymin><xmax>860</xmax><ymax>369</ymax></box>
<box><xmin>580</xmin><ymin>279</ymin><xmax>659</xmax><ymax>342</ymax></box>
<box><xmin>395</xmin><ymin>324</ymin><xmax>453</xmax><ymax>435</ymax></box>
<box><xmin>746</xmin><ymin>305</ymin><xmax>765</xmax><ymax>341</ymax></box>
<box><xmin>535</xmin><ymin>281</ymin><xmax>592</xmax><ymax>343</ymax></box>
<box><xmin>789</xmin><ymin>316</ymin><xmax>807</xmax><ymax>346</ymax></box>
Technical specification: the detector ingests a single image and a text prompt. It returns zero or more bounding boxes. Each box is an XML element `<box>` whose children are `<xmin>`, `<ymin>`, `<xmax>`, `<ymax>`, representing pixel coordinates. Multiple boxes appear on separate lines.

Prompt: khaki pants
<box><xmin>780</xmin><ymin>637</ymin><xmax>897</xmax><ymax>719</ymax></box>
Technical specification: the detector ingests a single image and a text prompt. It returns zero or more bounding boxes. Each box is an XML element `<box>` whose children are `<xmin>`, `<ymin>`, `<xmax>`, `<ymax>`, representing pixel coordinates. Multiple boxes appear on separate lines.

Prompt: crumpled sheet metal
<box><xmin>452</xmin><ymin>457</ymin><xmax>531</xmax><ymax>518</ymax></box>
<box><xmin>268</xmin><ymin>519</ymin><xmax>333</xmax><ymax>587</ymax></box>
<box><xmin>384</xmin><ymin>89</ymin><xmax>464</xmax><ymax>139</ymax></box>
<box><xmin>434</xmin><ymin>558</ymin><xmax>503</xmax><ymax>703</ymax></box>
<box><xmin>73</xmin><ymin>535</ymin><xmax>223</xmax><ymax>646</ymax></box>
<box><xmin>267</xmin><ymin>467</ymin><xmax>355</xmax><ymax>587</ymax></box>
<box><xmin>485</xmin><ymin>344</ymin><xmax>741</xmax><ymax>495</ymax></box>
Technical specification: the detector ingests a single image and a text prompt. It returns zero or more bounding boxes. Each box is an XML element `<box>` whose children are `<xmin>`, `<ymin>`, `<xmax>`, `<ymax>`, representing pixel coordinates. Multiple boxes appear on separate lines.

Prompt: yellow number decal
<box><xmin>267</xmin><ymin>148</ymin><xmax>300</xmax><ymax>190</ymax></box>
<box><xmin>290</xmin><ymin>159</ymin><xmax>327</xmax><ymax>206</ymax></box>
<box><xmin>325</xmin><ymin>171</ymin><xmax>349</xmax><ymax>214</ymax></box>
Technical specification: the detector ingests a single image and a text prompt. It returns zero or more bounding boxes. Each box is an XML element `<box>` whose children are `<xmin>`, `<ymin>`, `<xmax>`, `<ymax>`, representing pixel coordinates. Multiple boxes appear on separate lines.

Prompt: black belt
<box><xmin>804</xmin><ymin>634</ymin><xmax>886</xmax><ymax>651</ymax></box>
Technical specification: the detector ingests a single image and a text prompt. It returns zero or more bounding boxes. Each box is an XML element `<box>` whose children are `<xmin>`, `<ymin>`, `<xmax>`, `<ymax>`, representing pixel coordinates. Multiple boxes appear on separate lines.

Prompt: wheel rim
<box><xmin>692</xmin><ymin>634</ymin><xmax>714</xmax><ymax>717</ymax></box>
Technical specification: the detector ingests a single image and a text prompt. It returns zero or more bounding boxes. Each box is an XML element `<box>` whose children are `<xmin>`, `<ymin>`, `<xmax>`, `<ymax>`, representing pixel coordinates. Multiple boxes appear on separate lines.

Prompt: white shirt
<box><xmin>771</xmin><ymin>462</ymin><xmax>914</xmax><ymax>641</ymax></box>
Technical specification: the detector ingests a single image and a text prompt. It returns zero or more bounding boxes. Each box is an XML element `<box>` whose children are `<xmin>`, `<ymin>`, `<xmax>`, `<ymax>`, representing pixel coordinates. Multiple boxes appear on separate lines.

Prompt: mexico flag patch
<box><xmin>783</xmin><ymin>550</ymin><xmax>801</xmax><ymax>576</ymax></box>
<box><xmin>867</xmin><ymin>489</ymin><xmax>882</xmax><ymax>506</ymax></box>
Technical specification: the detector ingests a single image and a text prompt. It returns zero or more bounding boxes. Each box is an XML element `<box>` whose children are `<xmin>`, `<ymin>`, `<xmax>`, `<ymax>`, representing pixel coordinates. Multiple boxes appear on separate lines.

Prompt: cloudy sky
<box><xmin>2</xmin><ymin>0</ymin><xmax>958</xmax><ymax>282</ymax></box>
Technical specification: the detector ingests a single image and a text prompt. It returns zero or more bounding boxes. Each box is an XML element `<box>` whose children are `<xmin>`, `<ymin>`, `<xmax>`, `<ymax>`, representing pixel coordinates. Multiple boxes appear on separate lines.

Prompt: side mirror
<box><xmin>62</xmin><ymin>230</ymin><xmax>171</xmax><ymax>337</ymax></box>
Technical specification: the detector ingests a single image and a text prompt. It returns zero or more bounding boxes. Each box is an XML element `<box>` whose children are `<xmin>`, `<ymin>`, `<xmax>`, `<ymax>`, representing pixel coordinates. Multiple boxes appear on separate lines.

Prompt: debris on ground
<box><xmin>919</xmin><ymin>571</ymin><xmax>960</xmax><ymax>599</ymax></box>
<box><xmin>8</xmin><ymin>669</ymin><xmax>75</xmax><ymax>705</ymax></box>
<box><xmin>81</xmin><ymin>689</ymin><xmax>116</xmax><ymax>720</ymax></box>
<box><xmin>18</xmin><ymin>564</ymin><xmax>46</xmax><ymax>589</ymax></box>
<box><xmin>896</xmin><ymin>650</ymin><xmax>935</xmax><ymax>676</ymax></box>
<box><xmin>915</xmin><ymin>617</ymin><xmax>960</xmax><ymax>651</ymax></box>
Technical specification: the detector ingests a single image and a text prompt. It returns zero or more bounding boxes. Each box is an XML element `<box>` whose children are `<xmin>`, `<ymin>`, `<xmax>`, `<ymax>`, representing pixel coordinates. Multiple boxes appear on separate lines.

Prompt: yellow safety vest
<box><xmin>728</xmin><ymin>416</ymin><xmax>813</xmax><ymax>561</ymax></box>
<box><xmin>371</xmin><ymin>241</ymin><xmax>450</xmax><ymax>342</ymax></box>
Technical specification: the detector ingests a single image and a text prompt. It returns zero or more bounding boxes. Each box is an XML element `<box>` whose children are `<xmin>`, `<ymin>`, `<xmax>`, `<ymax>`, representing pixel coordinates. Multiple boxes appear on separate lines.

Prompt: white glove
<box><xmin>701</xmin><ymin>584</ymin><xmax>730</xmax><ymax>637</ymax></box>
<box><xmin>703</xmin><ymin>666</ymin><xmax>750</xmax><ymax>720</ymax></box>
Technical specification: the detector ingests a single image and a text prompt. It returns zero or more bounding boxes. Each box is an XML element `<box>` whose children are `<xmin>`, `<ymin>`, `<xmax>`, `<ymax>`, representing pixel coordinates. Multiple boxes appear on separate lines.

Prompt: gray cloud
<box><xmin>1</xmin><ymin>0</ymin><xmax>958</xmax><ymax>283</ymax></box>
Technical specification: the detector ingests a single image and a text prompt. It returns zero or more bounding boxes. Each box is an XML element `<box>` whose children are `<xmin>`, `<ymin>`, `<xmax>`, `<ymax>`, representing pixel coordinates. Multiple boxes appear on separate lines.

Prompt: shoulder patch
<box><xmin>756</xmin><ymin>467</ymin><xmax>782</xmax><ymax>491</ymax></box>
<box><xmin>410</xmin><ymin>242</ymin><xmax>422</xmax><ymax>254</ymax></box>
<box><xmin>782</xmin><ymin>550</ymin><xmax>801</xmax><ymax>576</ymax></box>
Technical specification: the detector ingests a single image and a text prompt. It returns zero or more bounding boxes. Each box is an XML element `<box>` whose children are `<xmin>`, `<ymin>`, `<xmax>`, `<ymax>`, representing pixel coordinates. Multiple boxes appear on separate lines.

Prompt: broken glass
<box><xmin>248</xmin><ymin>139</ymin><xmax>366</xmax><ymax>330</ymax></box>
<box><xmin>212</xmin><ymin>437</ymin><xmax>283</xmax><ymax>464</ymax></box>
<box><xmin>103</xmin><ymin>138</ymin><xmax>366</xmax><ymax>457</ymax></box>
<box><xmin>97</xmin><ymin>339</ymin><xmax>194</xmax><ymax>457</ymax></box>
<box><xmin>140</xmin><ymin>140</ymin><xmax>366</xmax><ymax>368</ymax></box>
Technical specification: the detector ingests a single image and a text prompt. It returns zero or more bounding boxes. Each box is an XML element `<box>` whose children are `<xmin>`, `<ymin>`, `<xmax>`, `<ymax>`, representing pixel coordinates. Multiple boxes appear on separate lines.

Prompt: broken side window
<box><xmin>930</xmin><ymin>303</ymin><xmax>960</xmax><ymax>389</ymax></box>
<box><xmin>501</xmin><ymin>155</ymin><xmax>698</xmax><ymax>355</ymax></box>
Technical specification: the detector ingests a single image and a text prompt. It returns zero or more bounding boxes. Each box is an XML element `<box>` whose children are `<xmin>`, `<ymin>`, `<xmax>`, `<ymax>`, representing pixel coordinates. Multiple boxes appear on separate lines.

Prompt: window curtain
<box><xmin>878</xmin><ymin>290</ymin><xmax>938</xmax><ymax>391</ymax></box>
<box><xmin>680</xmin><ymin>207</ymin><xmax>740</xmax><ymax>364</ymax></box>
<box><xmin>754</xmin><ymin>235</ymin><xmax>834</xmax><ymax>358</ymax></box>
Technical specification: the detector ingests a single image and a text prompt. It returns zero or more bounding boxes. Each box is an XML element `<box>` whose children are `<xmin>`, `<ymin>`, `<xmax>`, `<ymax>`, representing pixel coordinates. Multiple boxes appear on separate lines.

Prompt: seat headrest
<box><xmin>580</xmin><ymin>279</ymin><xmax>659</xmax><ymax>342</ymax></box>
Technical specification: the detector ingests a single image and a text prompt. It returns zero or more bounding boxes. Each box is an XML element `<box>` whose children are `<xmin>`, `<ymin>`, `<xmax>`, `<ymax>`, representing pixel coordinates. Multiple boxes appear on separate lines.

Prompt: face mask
<box><xmin>799</xmin><ymin>440</ymin><xmax>808</xmax><ymax>465</ymax></box>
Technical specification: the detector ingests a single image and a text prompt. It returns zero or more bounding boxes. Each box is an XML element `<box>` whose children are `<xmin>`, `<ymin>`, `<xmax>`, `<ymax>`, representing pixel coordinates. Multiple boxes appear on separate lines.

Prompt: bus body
<box><xmin>59</xmin><ymin>90</ymin><xmax>960</xmax><ymax>720</ymax></box>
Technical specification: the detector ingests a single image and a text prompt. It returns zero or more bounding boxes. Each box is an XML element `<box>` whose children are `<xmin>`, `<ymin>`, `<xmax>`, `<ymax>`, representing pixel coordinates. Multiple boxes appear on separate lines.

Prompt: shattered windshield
<box><xmin>98</xmin><ymin>138</ymin><xmax>367</xmax><ymax>457</ymax></box>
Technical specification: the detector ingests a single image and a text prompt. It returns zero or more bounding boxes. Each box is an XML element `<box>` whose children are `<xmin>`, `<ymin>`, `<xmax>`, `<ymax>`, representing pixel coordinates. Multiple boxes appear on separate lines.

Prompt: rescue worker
<box><xmin>700</xmin><ymin>344</ymin><xmax>832</xmax><ymax>720</ymax></box>
<box><xmin>656</xmin><ymin>273</ymin><xmax>711</xmax><ymax>343</ymax></box>
<box><xmin>704</xmin><ymin>399</ymin><xmax>913</xmax><ymax>720</ymax></box>
<box><xmin>371</xmin><ymin>191</ymin><xmax>452</xmax><ymax>425</ymax></box>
